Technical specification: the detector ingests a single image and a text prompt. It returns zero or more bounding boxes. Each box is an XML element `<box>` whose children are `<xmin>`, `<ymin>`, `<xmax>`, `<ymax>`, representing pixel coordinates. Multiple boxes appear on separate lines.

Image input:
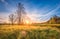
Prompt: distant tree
<box><xmin>49</xmin><ymin>17</ymin><xmax>56</xmax><ymax>24</ymax></box>
<box><xmin>17</xmin><ymin>3</ymin><xmax>26</xmax><ymax>24</ymax></box>
<box><xmin>9</xmin><ymin>14</ymin><xmax>15</xmax><ymax>25</ymax></box>
<box><xmin>56</xmin><ymin>16</ymin><xmax>60</xmax><ymax>24</ymax></box>
<box><xmin>49</xmin><ymin>15</ymin><xmax>58</xmax><ymax>24</ymax></box>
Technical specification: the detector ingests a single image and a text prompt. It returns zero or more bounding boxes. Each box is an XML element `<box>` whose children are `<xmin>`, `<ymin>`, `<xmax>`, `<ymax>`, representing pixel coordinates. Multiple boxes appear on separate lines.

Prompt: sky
<box><xmin>0</xmin><ymin>0</ymin><xmax>60</xmax><ymax>23</ymax></box>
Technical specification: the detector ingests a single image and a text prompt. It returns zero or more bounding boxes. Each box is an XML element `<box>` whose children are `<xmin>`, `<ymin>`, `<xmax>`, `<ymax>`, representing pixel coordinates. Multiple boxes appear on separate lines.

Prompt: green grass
<box><xmin>0</xmin><ymin>29</ymin><xmax>60</xmax><ymax>39</ymax></box>
<box><xmin>0</xmin><ymin>25</ymin><xmax>60</xmax><ymax>39</ymax></box>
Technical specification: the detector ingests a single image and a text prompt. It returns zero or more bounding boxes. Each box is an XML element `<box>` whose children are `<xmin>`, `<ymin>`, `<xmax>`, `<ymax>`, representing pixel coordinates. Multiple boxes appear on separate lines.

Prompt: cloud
<box><xmin>0</xmin><ymin>0</ymin><xmax>8</xmax><ymax>5</ymax></box>
<box><xmin>26</xmin><ymin>5</ymin><xmax>60</xmax><ymax>23</ymax></box>
<box><xmin>0</xmin><ymin>0</ymin><xmax>10</xmax><ymax>10</ymax></box>
<box><xmin>0</xmin><ymin>0</ymin><xmax>5</xmax><ymax>2</ymax></box>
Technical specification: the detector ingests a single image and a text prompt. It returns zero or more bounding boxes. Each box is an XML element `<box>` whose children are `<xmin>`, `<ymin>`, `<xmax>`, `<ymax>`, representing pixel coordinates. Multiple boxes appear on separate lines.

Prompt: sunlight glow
<box><xmin>25</xmin><ymin>20</ymin><xmax>30</xmax><ymax>24</ymax></box>
<box><xmin>26</xmin><ymin>20</ymin><xmax>29</xmax><ymax>24</ymax></box>
<box><xmin>24</xmin><ymin>19</ymin><xmax>32</xmax><ymax>24</ymax></box>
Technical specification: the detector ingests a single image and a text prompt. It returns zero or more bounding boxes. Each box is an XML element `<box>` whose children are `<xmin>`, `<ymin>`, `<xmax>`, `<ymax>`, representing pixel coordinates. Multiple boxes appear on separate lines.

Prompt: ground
<box><xmin>0</xmin><ymin>24</ymin><xmax>60</xmax><ymax>39</ymax></box>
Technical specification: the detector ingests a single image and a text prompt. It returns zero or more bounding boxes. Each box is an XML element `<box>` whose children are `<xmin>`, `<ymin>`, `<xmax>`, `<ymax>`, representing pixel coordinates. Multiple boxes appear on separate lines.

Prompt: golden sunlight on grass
<box><xmin>0</xmin><ymin>25</ymin><xmax>60</xmax><ymax>33</ymax></box>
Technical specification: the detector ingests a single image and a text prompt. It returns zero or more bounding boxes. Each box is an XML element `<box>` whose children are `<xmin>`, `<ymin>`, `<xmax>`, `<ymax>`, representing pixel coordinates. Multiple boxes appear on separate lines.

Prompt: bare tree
<box><xmin>17</xmin><ymin>3</ymin><xmax>26</xmax><ymax>24</ymax></box>
<box><xmin>9</xmin><ymin>14</ymin><xmax>15</xmax><ymax>25</ymax></box>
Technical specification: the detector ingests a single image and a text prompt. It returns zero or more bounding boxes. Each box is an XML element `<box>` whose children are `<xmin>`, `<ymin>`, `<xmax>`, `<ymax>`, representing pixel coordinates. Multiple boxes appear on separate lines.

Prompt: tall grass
<box><xmin>0</xmin><ymin>29</ymin><xmax>60</xmax><ymax>39</ymax></box>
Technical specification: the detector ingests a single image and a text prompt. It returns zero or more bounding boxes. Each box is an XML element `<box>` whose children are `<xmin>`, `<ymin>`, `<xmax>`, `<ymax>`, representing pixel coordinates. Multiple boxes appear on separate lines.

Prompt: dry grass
<box><xmin>0</xmin><ymin>25</ymin><xmax>60</xmax><ymax>33</ymax></box>
<box><xmin>0</xmin><ymin>25</ymin><xmax>60</xmax><ymax>39</ymax></box>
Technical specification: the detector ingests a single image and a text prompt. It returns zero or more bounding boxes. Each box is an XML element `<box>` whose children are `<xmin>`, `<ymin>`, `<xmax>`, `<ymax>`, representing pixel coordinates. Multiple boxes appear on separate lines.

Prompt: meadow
<box><xmin>0</xmin><ymin>25</ymin><xmax>60</xmax><ymax>39</ymax></box>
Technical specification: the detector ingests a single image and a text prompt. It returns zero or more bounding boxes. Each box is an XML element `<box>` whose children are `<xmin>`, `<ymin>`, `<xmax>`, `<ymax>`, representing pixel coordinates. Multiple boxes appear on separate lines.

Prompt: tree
<box><xmin>17</xmin><ymin>3</ymin><xmax>26</xmax><ymax>24</ymax></box>
<box><xmin>9</xmin><ymin>14</ymin><xmax>15</xmax><ymax>25</ymax></box>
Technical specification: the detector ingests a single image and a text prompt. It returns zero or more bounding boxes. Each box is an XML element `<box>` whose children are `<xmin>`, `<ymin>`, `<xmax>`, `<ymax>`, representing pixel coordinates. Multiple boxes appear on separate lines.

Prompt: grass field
<box><xmin>0</xmin><ymin>25</ymin><xmax>60</xmax><ymax>39</ymax></box>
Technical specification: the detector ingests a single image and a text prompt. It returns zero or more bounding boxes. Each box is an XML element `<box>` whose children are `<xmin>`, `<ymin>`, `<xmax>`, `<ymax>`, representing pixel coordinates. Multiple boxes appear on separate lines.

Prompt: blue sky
<box><xmin>0</xmin><ymin>0</ymin><xmax>60</xmax><ymax>23</ymax></box>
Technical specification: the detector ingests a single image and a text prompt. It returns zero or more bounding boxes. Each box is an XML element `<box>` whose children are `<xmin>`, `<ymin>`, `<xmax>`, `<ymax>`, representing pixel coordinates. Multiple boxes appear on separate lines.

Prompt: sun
<box><xmin>24</xmin><ymin>20</ymin><xmax>32</xmax><ymax>24</ymax></box>
<box><xmin>25</xmin><ymin>20</ymin><xmax>29</xmax><ymax>24</ymax></box>
<box><xmin>25</xmin><ymin>20</ymin><xmax>30</xmax><ymax>24</ymax></box>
